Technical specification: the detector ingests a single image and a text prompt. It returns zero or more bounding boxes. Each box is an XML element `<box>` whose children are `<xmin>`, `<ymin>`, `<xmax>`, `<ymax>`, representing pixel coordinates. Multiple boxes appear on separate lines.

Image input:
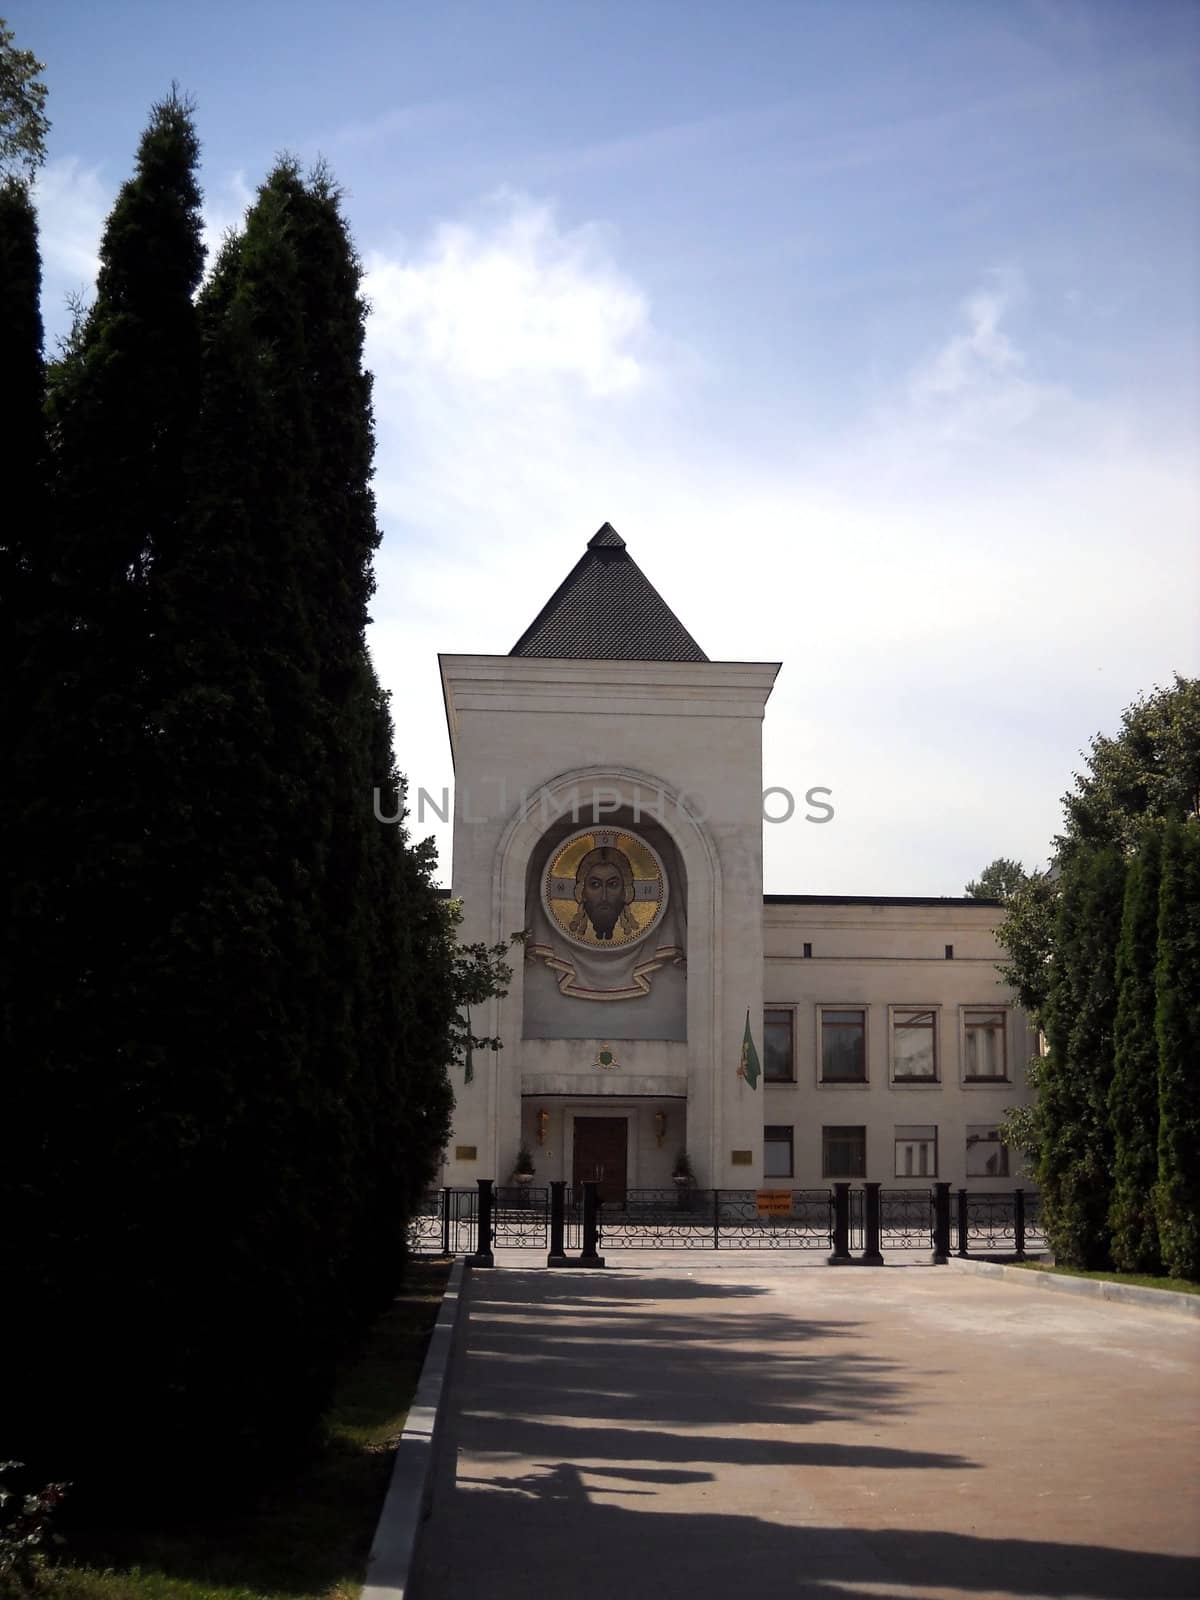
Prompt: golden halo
<box><xmin>541</xmin><ymin>827</ymin><xmax>669</xmax><ymax>952</ymax></box>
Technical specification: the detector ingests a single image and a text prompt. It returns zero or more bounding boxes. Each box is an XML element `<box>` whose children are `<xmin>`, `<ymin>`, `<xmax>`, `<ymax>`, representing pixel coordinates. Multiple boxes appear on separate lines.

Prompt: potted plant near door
<box><xmin>512</xmin><ymin>1142</ymin><xmax>536</xmax><ymax>1187</ymax></box>
<box><xmin>672</xmin><ymin>1149</ymin><xmax>695</xmax><ymax>1207</ymax></box>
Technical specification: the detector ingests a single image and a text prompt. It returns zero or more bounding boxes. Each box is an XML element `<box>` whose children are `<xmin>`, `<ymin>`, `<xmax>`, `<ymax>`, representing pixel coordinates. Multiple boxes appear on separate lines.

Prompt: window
<box><xmin>966</xmin><ymin>1125</ymin><xmax>1010</xmax><ymax>1177</ymax></box>
<box><xmin>964</xmin><ymin>1009</ymin><xmax>1008</xmax><ymax>1080</ymax></box>
<box><xmin>891</xmin><ymin>1009</ymin><xmax>938</xmax><ymax>1081</ymax></box>
<box><xmin>763</xmin><ymin>1009</ymin><xmax>795</xmax><ymax>1082</ymax></box>
<box><xmin>764</xmin><ymin>1125</ymin><xmax>794</xmax><ymax>1178</ymax></box>
<box><xmin>895</xmin><ymin>1124</ymin><xmax>937</xmax><ymax>1178</ymax></box>
<box><xmin>823</xmin><ymin>1125</ymin><xmax>866</xmax><ymax>1178</ymax></box>
<box><xmin>820</xmin><ymin>1008</ymin><xmax>867</xmax><ymax>1082</ymax></box>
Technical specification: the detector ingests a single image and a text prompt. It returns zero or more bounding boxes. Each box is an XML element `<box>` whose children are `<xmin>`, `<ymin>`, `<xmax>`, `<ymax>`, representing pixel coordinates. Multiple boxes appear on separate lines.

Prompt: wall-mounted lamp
<box><xmin>535</xmin><ymin>1107</ymin><xmax>549</xmax><ymax>1145</ymax></box>
<box><xmin>654</xmin><ymin>1111</ymin><xmax>667</xmax><ymax>1148</ymax></box>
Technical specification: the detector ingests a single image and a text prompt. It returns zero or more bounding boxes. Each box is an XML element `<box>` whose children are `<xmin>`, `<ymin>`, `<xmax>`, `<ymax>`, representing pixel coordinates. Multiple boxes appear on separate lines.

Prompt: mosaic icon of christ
<box><xmin>569</xmin><ymin>846</ymin><xmax>639</xmax><ymax>941</ymax></box>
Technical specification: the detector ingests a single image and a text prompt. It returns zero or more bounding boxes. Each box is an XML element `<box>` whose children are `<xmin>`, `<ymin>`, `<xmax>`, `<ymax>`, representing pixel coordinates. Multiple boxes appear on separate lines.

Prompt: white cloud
<box><xmin>364</xmin><ymin>193</ymin><xmax>651</xmax><ymax>395</ymax></box>
<box><xmin>200</xmin><ymin>170</ymin><xmax>255</xmax><ymax>267</ymax></box>
<box><xmin>33</xmin><ymin>157</ymin><xmax>108</xmax><ymax>326</ymax></box>
<box><xmin>904</xmin><ymin>268</ymin><xmax>1058</xmax><ymax>442</ymax></box>
<box><xmin>360</xmin><ymin>217</ymin><xmax>1198</xmax><ymax>895</ymax></box>
<box><xmin>25</xmin><ymin>163</ymin><xmax>1197</xmax><ymax>898</ymax></box>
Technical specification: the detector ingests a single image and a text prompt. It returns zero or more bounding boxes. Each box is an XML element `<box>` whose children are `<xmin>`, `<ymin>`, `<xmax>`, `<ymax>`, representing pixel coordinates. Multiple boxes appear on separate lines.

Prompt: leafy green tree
<box><xmin>965</xmin><ymin>857</ymin><xmax>1029</xmax><ymax>902</ymax></box>
<box><xmin>0</xmin><ymin>16</ymin><xmax>49</xmax><ymax>180</ymax></box>
<box><xmin>992</xmin><ymin>679</ymin><xmax>1199</xmax><ymax>1184</ymax></box>
<box><xmin>1107</xmin><ymin>825</ymin><xmax>1164</xmax><ymax>1273</ymax></box>
<box><xmin>1061</xmin><ymin>675</ymin><xmax>1200</xmax><ymax>856</ymax></box>
<box><xmin>1036</xmin><ymin>844</ymin><xmax>1125</xmax><ymax>1267</ymax></box>
<box><xmin>1153</xmin><ymin>820</ymin><xmax>1200</xmax><ymax>1280</ymax></box>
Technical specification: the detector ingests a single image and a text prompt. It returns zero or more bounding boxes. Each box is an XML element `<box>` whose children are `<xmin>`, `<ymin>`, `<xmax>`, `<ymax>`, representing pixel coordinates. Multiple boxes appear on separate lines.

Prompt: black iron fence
<box><xmin>411</xmin><ymin>1181</ymin><xmax>1045</xmax><ymax>1263</ymax></box>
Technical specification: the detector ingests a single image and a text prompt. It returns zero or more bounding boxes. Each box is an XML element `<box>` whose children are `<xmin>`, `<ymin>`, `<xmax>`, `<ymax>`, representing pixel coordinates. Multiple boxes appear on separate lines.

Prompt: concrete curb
<box><xmin>362</xmin><ymin>1255</ymin><xmax>469</xmax><ymax>1600</ymax></box>
<box><xmin>946</xmin><ymin>1255</ymin><xmax>1200</xmax><ymax>1317</ymax></box>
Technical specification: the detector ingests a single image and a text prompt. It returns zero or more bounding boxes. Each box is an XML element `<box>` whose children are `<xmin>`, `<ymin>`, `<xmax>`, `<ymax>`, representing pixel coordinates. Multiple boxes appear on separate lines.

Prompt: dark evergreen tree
<box><xmin>135</xmin><ymin>159</ymin><xmax>458</xmax><ymax>1489</ymax></box>
<box><xmin>0</xmin><ymin>172</ymin><xmax>44</xmax><ymax>859</ymax></box>
<box><xmin>5</xmin><ymin>95</ymin><xmax>206</xmax><ymax>1495</ymax></box>
<box><xmin>1154</xmin><ymin>820</ymin><xmax>1200</xmax><ymax>1280</ymax></box>
<box><xmin>0</xmin><ymin>176</ymin><xmax>45</xmax><ymax>1318</ymax></box>
<box><xmin>1036</xmin><ymin>845</ymin><xmax>1125</xmax><ymax>1267</ymax></box>
<box><xmin>144</xmin><ymin>175</ymin><xmax>344</xmax><ymax>1484</ymax></box>
<box><xmin>1107</xmin><ymin>825</ymin><xmax>1164</xmax><ymax>1273</ymax></box>
<box><xmin>6</xmin><ymin>115</ymin><xmax>466</xmax><ymax>1507</ymax></box>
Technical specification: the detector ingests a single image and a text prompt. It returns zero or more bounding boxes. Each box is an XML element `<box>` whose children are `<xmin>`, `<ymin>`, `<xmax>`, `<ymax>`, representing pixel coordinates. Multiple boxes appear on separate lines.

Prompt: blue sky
<box><xmin>13</xmin><ymin>0</ymin><xmax>1200</xmax><ymax>891</ymax></box>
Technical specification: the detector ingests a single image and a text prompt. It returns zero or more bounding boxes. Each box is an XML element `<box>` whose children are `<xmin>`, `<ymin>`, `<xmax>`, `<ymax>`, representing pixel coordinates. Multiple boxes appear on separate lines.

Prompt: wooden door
<box><xmin>572</xmin><ymin>1117</ymin><xmax>628</xmax><ymax>1205</ymax></box>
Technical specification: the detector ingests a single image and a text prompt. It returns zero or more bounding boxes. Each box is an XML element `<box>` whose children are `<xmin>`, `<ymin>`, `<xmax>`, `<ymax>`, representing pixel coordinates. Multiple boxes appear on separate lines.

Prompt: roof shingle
<box><xmin>510</xmin><ymin>523</ymin><xmax>709</xmax><ymax>662</ymax></box>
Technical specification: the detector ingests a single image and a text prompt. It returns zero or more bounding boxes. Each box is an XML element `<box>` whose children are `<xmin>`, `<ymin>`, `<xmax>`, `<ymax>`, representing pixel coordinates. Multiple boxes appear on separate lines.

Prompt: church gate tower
<box><xmin>439</xmin><ymin>524</ymin><xmax>779</xmax><ymax>1194</ymax></box>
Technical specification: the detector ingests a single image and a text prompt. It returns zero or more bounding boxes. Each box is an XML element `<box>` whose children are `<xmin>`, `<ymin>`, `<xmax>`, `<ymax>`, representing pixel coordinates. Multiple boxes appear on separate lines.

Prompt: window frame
<box><xmin>966</xmin><ymin>1124</ymin><xmax>1010</xmax><ymax>1178</ymax></box>
<box><xmin>960</xmin><ymin>1006</ymin><xmax>1011</xmax><ymax>1085</ymax></box>
<box><xmin>894</xmin><ymin>1124</ymin><xmax>938</xmax><ymax>1179</ymax></box>
<box><xmin>822</xmin><ymin>1124</ymin><xmax>867</xmax><ymax>1179</ymax></box>
<box><xmin>888</xmin><ymin>1004</ymin><xmax>941</xmax><ymax>1085</ymax></box>
<box><xmin>763</xmin><ymin>1005</ymin><xmax>797</xmax><ymax>1084</ymax></box>
<box><xmin>763</xmin><ymin>1124</ymin><xmax>794</xmax><ymax>1179</ymax></box>
<box><xmin>817</xmin><ymin>1004</ymin><xmax>869</xmax><ymax>1086</ymax></box>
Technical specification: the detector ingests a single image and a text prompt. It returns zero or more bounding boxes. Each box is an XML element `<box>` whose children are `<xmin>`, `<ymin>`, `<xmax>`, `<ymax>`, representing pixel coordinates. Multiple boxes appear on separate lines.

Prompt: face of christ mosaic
<box><xmin>542</xmin><ymin>828</ymin><xmax>669</xmax><ymax>952</ymax></box>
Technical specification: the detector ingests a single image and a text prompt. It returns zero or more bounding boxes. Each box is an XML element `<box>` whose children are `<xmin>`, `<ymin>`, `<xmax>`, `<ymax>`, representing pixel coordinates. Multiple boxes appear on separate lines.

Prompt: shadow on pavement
<box><xmin>412</xmin><ymin>1267</ymin><xmax>1199</xmax><ymax>1600</ymax></box>
<box><xmin>418</xmin><ymin>1482</ymin><xmax>1200</xmax><ymax>1599</ymax></box>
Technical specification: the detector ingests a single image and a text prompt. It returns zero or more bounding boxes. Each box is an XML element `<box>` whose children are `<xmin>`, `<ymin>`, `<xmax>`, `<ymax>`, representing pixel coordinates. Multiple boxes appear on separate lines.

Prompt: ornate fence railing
<box><xmin>410</xmin><ymin>1183</ymin><xmax>1045</xmax><ymax>1262</ymax></box>
<box><xmin>577</xmin><ymin>1187</ymin><xmax>835</xmax><ymax>1250</ymax></box>
<box><xmin>881</xmin><ymin>1188</ymin><xmax>936</xmax><ymax>1250</ymax></box>
<box><xmin>955</xmin><ymin>1188</ymin><xmax>1044</xmax><ymax>1258</ymax></box>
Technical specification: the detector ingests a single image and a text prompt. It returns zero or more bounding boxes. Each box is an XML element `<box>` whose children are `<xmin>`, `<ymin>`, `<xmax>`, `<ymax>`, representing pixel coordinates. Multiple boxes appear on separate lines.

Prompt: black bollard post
<box><xmin>440</xmin><ymin>1185</ymin><xmax>451</xmax><ymax>1257</ymax></box>
<box><xmin>956</xmin><ymin>1188</ymin><xmax>970</xmax><ymax>1257</ymax></box>
<box><xmin>860</xmin><ymin>1182</ymin><xmax>884</xmax><ymax>1265</ymax></box>
<box><xmin>578</xmin><ymin>1180</ymin><xmax>606</xmax><ymax>1268</ymax></box>
<box><xmin>932</xmin><ymin>1182</ymin><xmax>951</xmax><ymax>1263</ymax></box>
<box><xmin>828</xmin><ymin>1183</ymin><xmax>852</xmax><ymax>1265</ymax></box>
<box><xmin>469</xmin><ymin>1177</ymin><xmax>495</xmax><ymax>1267</ymax></box>
<box><xmin>1014</xmin><ymin>1188</ymin><xmax>1026</xmax><ymax>1260</ymax></box>
<box><xmin>547</xmin><ymin>1180</ymin><xmax>570</xmax><ymax>1267</ymax></box>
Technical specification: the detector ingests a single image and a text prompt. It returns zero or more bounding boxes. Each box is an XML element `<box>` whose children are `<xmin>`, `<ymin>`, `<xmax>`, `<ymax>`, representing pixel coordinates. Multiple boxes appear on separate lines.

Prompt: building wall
<box><xmin>440</xmin><ymin>654</ymin><xmax>779</xmax><ymax>1189</ymax></box>
<box><xmin>762</xmin><ymin>900</ymin><xmax>1036</xmax><ymax>1189</ymax></box>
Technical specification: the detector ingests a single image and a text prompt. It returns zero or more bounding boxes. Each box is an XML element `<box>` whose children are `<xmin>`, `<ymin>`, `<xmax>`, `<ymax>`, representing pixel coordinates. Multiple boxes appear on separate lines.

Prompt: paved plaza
<box><xmin>412</xmin><ymin>1257</ymin><xmax>1200</xmax><ymax>1600</ymax></box>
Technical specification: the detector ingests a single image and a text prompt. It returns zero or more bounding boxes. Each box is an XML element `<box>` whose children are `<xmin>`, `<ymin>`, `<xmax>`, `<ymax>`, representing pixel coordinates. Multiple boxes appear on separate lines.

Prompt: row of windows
<box><xmin>763</xmin><ymin>1005</ymin><xmax>1010</xmax><ymax>1086</ymax></box>
<box><xmin>763</xmin><ymin>1123</ymin><xmax>1011</xmax><ymax>1180</ymax></box>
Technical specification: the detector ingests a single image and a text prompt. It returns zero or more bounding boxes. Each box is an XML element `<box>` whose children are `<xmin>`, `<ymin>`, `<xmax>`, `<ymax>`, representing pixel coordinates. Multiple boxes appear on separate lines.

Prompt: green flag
<box><xmin>738</xmin><ymin>1009</ymin><xmax>760</xmax><ymax>1089</ymax></box>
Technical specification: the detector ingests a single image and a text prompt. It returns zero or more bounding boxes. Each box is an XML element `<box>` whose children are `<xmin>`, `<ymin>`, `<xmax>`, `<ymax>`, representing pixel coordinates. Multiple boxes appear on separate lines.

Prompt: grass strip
<box><xmin>24</xmin><ymin>1258</ymin><xmax>452</xmax><ymax>1600</ymax></box>
<box><xmin>1011</xmin><ymin>1262</ymin><xmax>1200</xmax><ymax>1295</ymax></box>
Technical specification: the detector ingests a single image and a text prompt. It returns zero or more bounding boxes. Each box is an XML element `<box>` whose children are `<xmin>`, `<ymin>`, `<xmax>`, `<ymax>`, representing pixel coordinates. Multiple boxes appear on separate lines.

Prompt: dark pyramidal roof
<box><xmin>510</xmin><ymin>524</ymin><xmax>709</xmax><ymax>662</ymax></box>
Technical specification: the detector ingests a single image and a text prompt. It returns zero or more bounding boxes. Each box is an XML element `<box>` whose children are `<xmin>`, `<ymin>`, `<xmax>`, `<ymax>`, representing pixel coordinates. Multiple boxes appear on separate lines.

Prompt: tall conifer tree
<box><xmin>1154</xmin><ymin>820</ymin><xmax>1200</xmax><ymax>1280</ymax></box>
<box><xmin>0</xmin><ymin>173</ymin><xmax>44</xmax><ymax>1011</ymax></box>
<box><xmin>6</xmin><ymin>95</ymin><xmax>206</xmax><ymax>1491</ymax></box>
<box><xmin>1107</xmin><ymin>826</ymin><xmax>1164</xmax><ymax>1273</ymax></box>
<box><xmin>1037</xmin><ymin>845</ymin><xmax>1125</xmax><ymax>1267</ymax></box>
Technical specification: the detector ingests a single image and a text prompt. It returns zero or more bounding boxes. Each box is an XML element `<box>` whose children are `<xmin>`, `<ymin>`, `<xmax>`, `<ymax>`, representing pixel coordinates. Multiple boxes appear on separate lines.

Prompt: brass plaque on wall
<box><xmin>455</xmin><ymin>1145</ymin><xmax>477</xmax><ymax>1161</ymax></box>
<box><xmin>730</xmin><ymin>1149</ymin><xmax>753</xmax><ymax>1166</ymax></box>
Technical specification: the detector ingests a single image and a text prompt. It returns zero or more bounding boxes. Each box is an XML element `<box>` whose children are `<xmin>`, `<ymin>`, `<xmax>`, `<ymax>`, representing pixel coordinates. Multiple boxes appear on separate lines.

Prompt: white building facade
<box><xmin>439</xmin><ymin>525</ymin><xmax>1034</xmax><ymax>1197</ymax></box>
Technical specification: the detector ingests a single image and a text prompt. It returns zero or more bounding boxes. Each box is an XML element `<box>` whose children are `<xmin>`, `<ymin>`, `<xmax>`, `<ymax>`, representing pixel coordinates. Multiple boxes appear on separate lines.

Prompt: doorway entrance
<box><xmin>572</xmin><ymin>1116</ymin><xmax>628</xmax><ymax>1205</ymax></box>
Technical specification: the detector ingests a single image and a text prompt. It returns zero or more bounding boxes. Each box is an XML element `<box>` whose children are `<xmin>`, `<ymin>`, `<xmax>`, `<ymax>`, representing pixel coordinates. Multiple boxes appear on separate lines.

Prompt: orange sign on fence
<box><xmin>755</xmin><ymin>1190</ymin><xmax>793</xmax><ymax>1216</ymax></box>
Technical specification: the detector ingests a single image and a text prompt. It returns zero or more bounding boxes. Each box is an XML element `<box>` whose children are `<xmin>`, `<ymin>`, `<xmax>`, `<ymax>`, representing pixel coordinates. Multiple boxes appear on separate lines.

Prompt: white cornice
<box><xmin>440</xmin><ymin>653</ymin><xmax>780</xmax><ymax>759</ymax></box>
